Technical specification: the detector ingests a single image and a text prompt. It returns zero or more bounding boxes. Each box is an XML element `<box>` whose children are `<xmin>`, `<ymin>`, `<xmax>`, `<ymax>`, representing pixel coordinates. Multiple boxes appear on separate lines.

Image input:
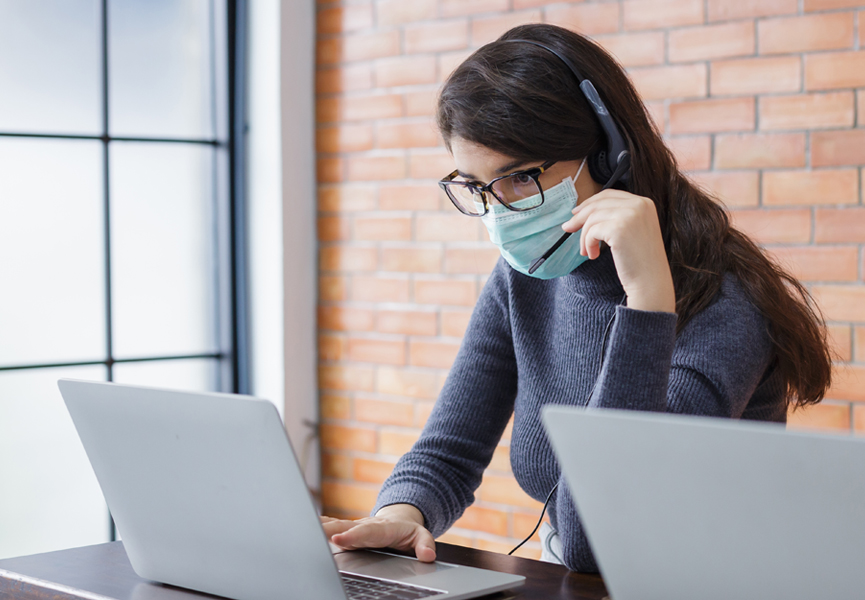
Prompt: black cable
<box><xmin>508</xmin><ymin>292</ymin><xmax>627</xmax><ymax>557</ymax></box>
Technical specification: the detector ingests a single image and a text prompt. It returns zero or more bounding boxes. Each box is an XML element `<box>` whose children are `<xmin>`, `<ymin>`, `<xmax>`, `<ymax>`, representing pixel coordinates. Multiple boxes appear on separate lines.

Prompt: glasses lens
<box><xmin>491</xmin><ymin>172</ymin><xmax>543</xmax><ymax>210</ymax></box>
<box><xmin>444</xmin><ymin>182</ymin><xmax>485</xmax><ymax>215</ymax></box>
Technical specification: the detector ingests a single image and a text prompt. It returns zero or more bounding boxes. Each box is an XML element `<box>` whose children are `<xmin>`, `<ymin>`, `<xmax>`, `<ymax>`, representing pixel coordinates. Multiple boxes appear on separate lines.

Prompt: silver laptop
<box><xmin>542</xmin><ymin>406</ymin><xmax>865</xmax><ymax>600</ymax></box>
<box><xmin>58</xmin><ymin>379</ymin><xmax>524</xmax><ymax>600</ymax></box>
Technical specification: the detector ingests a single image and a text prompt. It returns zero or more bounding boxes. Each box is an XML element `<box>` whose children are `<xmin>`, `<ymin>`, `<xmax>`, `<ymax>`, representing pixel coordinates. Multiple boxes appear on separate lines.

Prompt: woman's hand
<box><xmin>321</xmin><ymin>504</ymin><xmax>437</xmax><ymax>562</ymax></box>
<box><xmin>562</xmin><ymin>190</ymin><xmax>676</xmax><ymax>314</ymax></box>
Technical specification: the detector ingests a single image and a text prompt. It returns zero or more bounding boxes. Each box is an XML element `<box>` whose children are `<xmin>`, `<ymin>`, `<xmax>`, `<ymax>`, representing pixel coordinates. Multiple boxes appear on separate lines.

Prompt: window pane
<box><xmin>0</xmin><ymin>139</ymin><xmax>106</xmax><ymax>367</ymax></box>
<box><xmin>109</xmin><ymin>0</ymin><xmax>214</xmax><ymax>139</ymax></box>
<box><xmin>0</xmin><ymin>0</ymin><xmax>101</xmax><ymax>135</ymax></box>
<box><xmin>0</xmin><ymin>366</ymin><xmax>109</xmax><ymax>559</ymax></box>
<box><xmin>113</xmin><ymin>358</ymin><xmax>219</xmax><ymax>392</ymax></box>
<box><xmin>111</xmin><ymin>142</ymin><xmax>217</xmax><ymax>358</ymax></box>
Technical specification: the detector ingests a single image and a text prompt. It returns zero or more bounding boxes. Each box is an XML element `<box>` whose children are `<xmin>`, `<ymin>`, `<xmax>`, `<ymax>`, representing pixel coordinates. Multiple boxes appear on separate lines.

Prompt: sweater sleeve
<box><xmin>372</xmin><ymin>260</ymin><xmax>518</xmax><ymax>536</ymax></box>
<box><xmin>556</xmin><ymin>276</ymin><xmax>778</xmax><ymax>572</ymax></box>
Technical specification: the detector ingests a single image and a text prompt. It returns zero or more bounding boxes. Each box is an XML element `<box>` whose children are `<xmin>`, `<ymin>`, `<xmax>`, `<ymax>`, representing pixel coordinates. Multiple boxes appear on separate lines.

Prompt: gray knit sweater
<box><xmin>372</xmin><ymin>249</ymin><xmax>785</xmax><ymax>572</ymax></box>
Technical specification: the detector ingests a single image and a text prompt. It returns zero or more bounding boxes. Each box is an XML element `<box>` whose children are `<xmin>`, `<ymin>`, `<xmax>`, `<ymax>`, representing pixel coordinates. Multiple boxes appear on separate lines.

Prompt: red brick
<box><xmin>409</xmin><ymin>151</ymin><xmax>456</xmax><ymax>179</ymax></box>
<box><xmin>707</xmin><ymin>0</ymin><xmax>797</xmax><ymax>22</ymax></box>
<box><xmin>377</xmin><ymin>121</ymin><xmax>441</xmax><ymax>149</ymax></box>
<box><xmin>416</xmin><ymin>214</ymin><xmax>481</xmax><ymax>242</ymax></box>
<box><xmin>414</xmin><ymin>279</ymin><xmax>477</xmax><ymax>306</ymax></box>
<box><xmin>690</xmin><ymin>171</ymin><xmax>760</xmax><ymax>207</ymax></box>
<box><xmin>787</xmin><ymin>401</ymin><xmax>851</xmax><ymax>432</ymax></box>
<box><xmin>543</xmin><ymin>3</ymin><xmax>620</xmax><ymax>36</ymax></box>
<box><xmin>318</xmin><ymin>305</ymin><xmax>375</xmax><ymax>331</ymax></box>
<box><xmin>317</xmin><ymin>93</ymin><xmax>402</xmax><ymax>123</ymax></box>
<box><xmin>375</xmin><ymin>56</ymin><xmax>437</xmax><ymax>88</ymax></box>
<box><xmin>404</xmin><ymin>89</ymin><xmax>438</xmax><ymax>117</ymax></box>
<box><xmin>594</xmin><ymin>32</ymin><xmax>666</xmax><ymax>67</ymax></box>
<box><xmin>855</xmin><ymin>326</ymin><xmax>865</xmax><ymax>362</ymax></box>
<box><xmin>318</xmin><ymin>216</ymin><xmax>351</xmax><ymax>242</ymax></box>
<box><xmin>665</xmin><ymin>135</ymin><xmax>711</xmax><ymax>171</ymax></box>
<box><xmin>714</xmin><ymin>133</ymin><xmax>805</xmax><ymax>169</ymax></box>
<box><xmin>828</xmin><ymin>324</ymin><xmax>853</xmax><ymax>362</ymax></box>
<box><xmin>729</xmin><ymin>209</ymin><xmax>811</xmax><ymax>244</ymax></box>
<box><xmin>348</xmin><ymin>337</ymin><xmax>406</xmax><ymax>365</ymax></box>
<box><xmin>352</xmin><ymin>276</ymin><xmax>410</xmax><ymax>303</ymax></box>
<box><xmin>377</xmin><ymin>367</ymin><xmax>441</xmax><ymax>399</ymax></box>
<box><xmin>439</xmin><ymin>50</ymin><xmax>475</xmax><ymax>82</ymax></box>
<box><xmin>668</xmin><ymin>21</ymin><xmax>755</xmax><ymax>63</ymax></box>
<box><xmin>827</xmin><ymin>365</ymin><xmax>865</xmax><ymax>402</ymax></box>
<box><xmin>377</xmin><ymin>0</ymin><xmax>437</xmax><ymax>26</ymax></box>
<box><xmin>811</xmin><ymin>130</ymin><xmax>865</xmax><ymax>167</ymax></box>
<box><xmin>321</xmin><ymin>393</ymin><xmax>351</xmax><ymax>420</ymax></box>
<box><xmin>409</xmin><ymin>340</ymin><xmax>461</xmax><ymax>368</ymax></box>
<box><xmin>320</xmin><ymin>423</ymin><xmax>377</xmax><ymax>452</ymax></box>
<box><xmin>623</xmin><ymin>0</ymin><xmax>703</xmax><ymax>30</ymax></box>
<box><xmin>767</xmin><ymin>246</ymin><xmax>859</xmax><ymax>282</ymax></box>
<box><xmin>441</xmin><ymin>0</ymin><xmax>509</xmax><ymax>17</ymax></box>
<box><xmin>378</xmin><ymin>429</ymin><xmax>420</xmax><ymax>455</ymax></box>
<box><xmin>488</xmin><ymin>444</ymin><xmax>511</xmax><ymax>472</ymax></box>
<box><xmin>319</xmin><ymin>246</ymin><xmax>378</xmax><ymax>272</ymax></box>
<box><xmin>317</xmin><ymin>4</ymin><xmax>373</xmax><ymax>35</ymax></box>
<box><xmin>319</xmin><ymin>333</ymin><xmax>347</xmax><ymax>361</ymax></box>
<box><xmin>321</xmin><ymin>481</ymin><xmax>378</xmax><ymax>513</ymax></box>
<box><xmin>858</xmin><ymin>90</ymin><xmax>865</xmax><ymax>127</ymax></box>
<box><xmin>317</xmin><ymin>124</ymin><xmax>374</xmax><ymax>154</ymax></box>
<box><xmin>319</xmin><ymin>364</ymin><xmax>376</xmax><ymax>392</ymax></box>
<box><xmin>316</xmin><ymin>31</ymin><xmax>400</xmax><ymax>65</ymax></box>
<box><xmin>353</xmin><ymin>457</ymin><xmax>397</xmax><ymax>484</ymax></box>
<box><xmin>414</xmin><ymin>401</ymin><xmax>436</xmax><ymax>427</ymax></box>
<box><xmin>403</xmin><ymin>19</ymin><xmax>469</xmax><ymax>54</ymax></box>
<box><xmin>441</xmin><ymin>310</ymin><xmax>473</xmax><ymax>337</ymax></box>
<box><xmin>347</xmin><ymin>155</ymin><xmax>407</xmax><ymax>181</ymax></box>
<box><xmin>759</xmin><ymin>92</ymin><xmax>854</xmax><ymax>131</ymax></box>
<box><xmin>454</xmin><ymin>506</ymin><xmax>509</xmax><ymax>537</ymax></box>
<box><xmin>355</xmin><ymin>397</ymin><xmax>414</xmax><ymax>427</ymax></box>
<box><xmin>759</xmin><ymin>13</ymin><xmax>855</xmax><ymax>55</ymax></box>
<box><xmin>763</xmin><ymin>169</ymin><xmax>858</xmax><ymax>206</ymax></box>
<box><xmin>804</xmin><ymin>0</ymin><xmax>865</xmax><ymax>10</ymax></box>
<box><xmin>471</xmin><ymin>10</ymin><xmax>544</xmax><ymax>47</ymax></box>
<box><xmin>381</xmin><ymin>247</ymin><xmax>442</xmax><ymax>272</ymax></box>
<box><xmin>379</xmin><ymin>184</ymin><xmax>443</xmax><ymax>211</ymax></box>
<box><xmin>322</xmin><ymin>452</ymin><xmax>353</xmax><ymax>480</ymax></box>
<box><xmin>316</xmin><ymin>64</ymin><xmax>373</xmax><ymax>94</ymax></box>
<box><xmin>628</xmin><ymin>63</ymin><xmax>707</xmax><ymax>101</ymax></box>
<box><xmin>811</xmin><ymin>286</ymin><xmax>865</xmax><ymax>322</ymax></box>
<box><xmin>477</xmin><ymin>474</ymin><xmax>543</xmax><ymax>509</ymax></box>
<box><xmin>710</xmin><ymin>56</ymin><xmax>800</xmax><ymax>96</ymax></box>
<box><xmin>669</xmin><ymin>97</ymin><xmax>754</xmax><ymax>135</ymax></box>
<box><xmin>319</xmin><ymin>275</ymin><xmax>348</xmax><ymax>302</ymax></box>
<box><xmin>354</xmin><ymin>216</ymin><xmax>412</xmax><ymax>241</ymax></box>
<box><xmin>512</xmin><ymin>511</ymin><xmax>545</xmax><ymax>541</ymax></box>
<box><xmin>318</xmin><ymin>185</ymin><xmax>377</xmax><ymax>212</ymax></box>
<box><xmin>376</xmin><ymin>310</ymin><xmax>438</xmax><ymax>336</ymax></box>
<box><xmin>815</xmin><ymin>208</ymin><xmax>865</xmax><ymax>243</ymax></box>
<box><xmin>445</xmin><ymin>247</ymin><xmax>502</xmax><ymax>275</ymax></box>
<box><xmin>805</xmin><ymin>51</ymin><xmax>865</xmax><ymax>91</ymax></box>
<box><xmin>644</xmin><ymin>101</ymin><xmax>665</xmax><ymax>132</ymax></box>
<box><xmin>317</xmin><ymin>157</ymin><xmax>343</xmax><ymax>183</ymax></box>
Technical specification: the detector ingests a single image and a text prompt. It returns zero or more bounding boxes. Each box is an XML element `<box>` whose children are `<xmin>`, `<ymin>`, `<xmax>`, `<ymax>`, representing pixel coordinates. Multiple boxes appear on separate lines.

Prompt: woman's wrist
<box><xmin>375</xmin><ymin>504</ymin><xmax>426</xmax><ymax>527</ymax></box>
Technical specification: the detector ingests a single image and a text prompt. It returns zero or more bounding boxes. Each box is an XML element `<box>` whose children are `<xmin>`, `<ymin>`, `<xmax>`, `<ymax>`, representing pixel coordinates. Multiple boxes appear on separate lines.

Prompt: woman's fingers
<box><xmin>321</xmin><ymin>518</ymin><xmax>361</xmax><ymax>539</ymax></box>
<box><xmin>327</xmin><ymin>517</ymin><xmax>438</xmax><ymax>562</ymax></box>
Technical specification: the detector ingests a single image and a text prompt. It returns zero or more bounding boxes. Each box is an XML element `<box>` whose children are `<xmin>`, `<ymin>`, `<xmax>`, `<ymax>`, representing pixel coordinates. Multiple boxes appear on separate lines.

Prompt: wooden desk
<box><xmin>0</xmin><ymin>542</ymin><xmax>608</xmax><ymax>600</ymax></box>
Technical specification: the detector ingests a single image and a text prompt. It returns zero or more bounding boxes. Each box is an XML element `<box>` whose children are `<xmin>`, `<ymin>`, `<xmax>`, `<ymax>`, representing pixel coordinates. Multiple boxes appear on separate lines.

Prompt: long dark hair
<box><xmin>437</xmin><ymin>23</ymin><xmax>831</xmax><ymax>409</ymax></box>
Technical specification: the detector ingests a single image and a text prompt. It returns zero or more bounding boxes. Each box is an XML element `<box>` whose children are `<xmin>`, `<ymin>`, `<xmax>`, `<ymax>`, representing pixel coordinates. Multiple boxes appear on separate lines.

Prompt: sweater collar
<box><xmin>562</xmin><ymin>247</ymin><xmax>625</xmax><ymax>299</ymax></box>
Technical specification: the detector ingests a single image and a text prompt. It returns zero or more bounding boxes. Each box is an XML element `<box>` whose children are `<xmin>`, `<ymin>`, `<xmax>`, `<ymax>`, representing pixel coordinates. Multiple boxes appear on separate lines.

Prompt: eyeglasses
<box><xmin>439</xmin><ymin>160</ymin><xmax>557</xmax><ymax>217</ymax></box>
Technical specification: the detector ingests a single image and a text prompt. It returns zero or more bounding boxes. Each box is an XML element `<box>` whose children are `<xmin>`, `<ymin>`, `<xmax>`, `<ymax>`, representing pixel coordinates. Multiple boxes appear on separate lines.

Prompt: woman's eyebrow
<box><xmin>495</xmin><ymin>159</ymin><xmax>529</xmax><ymax>175</ymax></box>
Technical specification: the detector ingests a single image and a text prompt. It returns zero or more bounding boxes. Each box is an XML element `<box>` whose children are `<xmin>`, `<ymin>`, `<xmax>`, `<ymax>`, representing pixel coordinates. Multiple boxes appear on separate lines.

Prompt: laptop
<box><xmin>542</xmin><ymin>406</ymin><xmax>865</xmax><ymax>600</ymax></box>
<box><xmin>58</xmin><ymin>379</ymin><xmax>524</xmax><ymax>600</ymax></box>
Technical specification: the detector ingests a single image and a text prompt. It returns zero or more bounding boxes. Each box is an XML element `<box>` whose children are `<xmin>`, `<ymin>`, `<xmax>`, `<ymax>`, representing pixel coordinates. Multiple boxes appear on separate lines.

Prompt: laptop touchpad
<box><xmin>335</xmin><ymin>551</ymin><xmax>453</xmax><ymax>581</ymax></box>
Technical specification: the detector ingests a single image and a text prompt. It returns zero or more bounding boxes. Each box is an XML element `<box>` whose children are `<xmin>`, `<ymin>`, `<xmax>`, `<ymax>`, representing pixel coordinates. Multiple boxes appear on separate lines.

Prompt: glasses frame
<box><xmin>439</xmin><ymin>160</ymin><xmax>557</xmax><ymax>217</ymax></box>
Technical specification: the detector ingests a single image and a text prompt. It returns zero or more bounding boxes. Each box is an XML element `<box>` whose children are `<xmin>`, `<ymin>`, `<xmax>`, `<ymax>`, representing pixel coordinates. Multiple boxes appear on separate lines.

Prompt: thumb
<box><xmin>413</xmin><ymin>528</ymin><xmax>436</xmax><ymax>563</ymax></box>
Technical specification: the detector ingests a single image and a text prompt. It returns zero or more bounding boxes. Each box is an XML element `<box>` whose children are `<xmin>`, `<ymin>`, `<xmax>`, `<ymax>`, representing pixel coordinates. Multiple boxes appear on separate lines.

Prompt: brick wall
<box><xmin>315</xmin><ymin>0</ymin><xmax>865</xmax><ymax>558</ymax></box>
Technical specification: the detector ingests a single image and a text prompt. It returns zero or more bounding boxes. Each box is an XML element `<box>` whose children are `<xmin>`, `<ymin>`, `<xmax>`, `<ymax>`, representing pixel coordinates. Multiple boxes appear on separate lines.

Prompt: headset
<box><xmin>500</xmin><ymin>39</ymin><xmax>632</xmax><ymax>275</ymax></box>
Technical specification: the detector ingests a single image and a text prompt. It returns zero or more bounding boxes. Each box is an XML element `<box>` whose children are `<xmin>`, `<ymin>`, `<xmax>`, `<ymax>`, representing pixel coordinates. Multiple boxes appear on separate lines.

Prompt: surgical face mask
<box><xmin>481</xmin><ymin>159</ymin><xmax>588</xmax><ymax>280</ymax></box>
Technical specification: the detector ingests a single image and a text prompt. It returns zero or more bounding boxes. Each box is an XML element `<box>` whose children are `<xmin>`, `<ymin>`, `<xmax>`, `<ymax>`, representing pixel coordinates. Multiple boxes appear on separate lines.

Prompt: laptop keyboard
<box><xmin>341</xmin><ymin>572</ymin><xmax>440</xmax><ymax>600</ymax></box>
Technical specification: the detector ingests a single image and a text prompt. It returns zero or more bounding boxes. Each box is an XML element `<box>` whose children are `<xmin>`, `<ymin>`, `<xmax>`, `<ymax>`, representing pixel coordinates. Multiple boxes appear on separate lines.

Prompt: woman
<box><xmin>322</xmin><ymin>23</ymin><xmax>832</xmax><ymax>572</ymax></box>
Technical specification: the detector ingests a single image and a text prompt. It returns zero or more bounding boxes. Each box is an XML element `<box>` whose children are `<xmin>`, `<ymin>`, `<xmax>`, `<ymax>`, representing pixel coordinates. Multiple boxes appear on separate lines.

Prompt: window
<box><xmin>0</xmin><ymin>0</ymin><xmax>245</xmax><ymax>558</ymax></box>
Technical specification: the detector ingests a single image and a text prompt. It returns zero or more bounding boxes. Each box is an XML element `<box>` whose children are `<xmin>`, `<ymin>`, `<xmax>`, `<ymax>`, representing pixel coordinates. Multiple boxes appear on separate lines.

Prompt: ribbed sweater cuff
<box><xmin>372</xmin><ymin>485</ymin><xmax>448</xmax><ymax>538</ymax></box>
<box><xmin>589</xmin><ymin>305</ymin><xmax>678</xmax><ymax>412</ymax></box>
